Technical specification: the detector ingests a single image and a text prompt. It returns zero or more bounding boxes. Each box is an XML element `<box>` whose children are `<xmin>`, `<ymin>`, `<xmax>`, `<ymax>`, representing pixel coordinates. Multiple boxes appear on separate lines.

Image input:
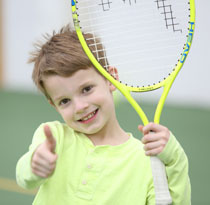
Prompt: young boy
<box><xmin>16</xmin><ymin>26</ymin><xmax>191</xmax><ymax>205</ymax></box>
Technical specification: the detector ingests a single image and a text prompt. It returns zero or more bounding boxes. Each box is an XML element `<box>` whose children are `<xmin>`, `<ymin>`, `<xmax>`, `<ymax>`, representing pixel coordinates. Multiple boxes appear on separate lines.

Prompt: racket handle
<box><xmin>150</xmin><ymin>156</ymin><xmax>172</xmax><ymax>205</ymax></box>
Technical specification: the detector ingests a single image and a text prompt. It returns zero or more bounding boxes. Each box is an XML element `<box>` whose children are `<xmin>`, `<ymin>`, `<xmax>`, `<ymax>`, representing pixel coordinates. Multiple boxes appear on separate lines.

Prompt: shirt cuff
<box><xmin>157</xmin><ymin>132</ymin><xmax>182</xmax><ymax>166</ymax></box>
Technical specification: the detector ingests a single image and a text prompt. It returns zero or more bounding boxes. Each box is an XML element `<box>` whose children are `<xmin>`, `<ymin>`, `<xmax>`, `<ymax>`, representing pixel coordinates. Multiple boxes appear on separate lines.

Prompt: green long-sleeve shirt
<box><xmin>16</xmin><ymin>121</ymin><xmax>191</xmax><ymax>204</ymax></box>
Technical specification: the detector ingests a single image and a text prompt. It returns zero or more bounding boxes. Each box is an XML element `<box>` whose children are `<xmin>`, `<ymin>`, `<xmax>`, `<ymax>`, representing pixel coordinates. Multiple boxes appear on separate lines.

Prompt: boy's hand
<box><xmin>31</xmin><ymin>125</ymin><xmax>57</xmax><ymax>178</ymax></box>
<box><xmin>138</xmin><ymin>122</ymin><xmax>170</xmax><ymax>156</ymax></box>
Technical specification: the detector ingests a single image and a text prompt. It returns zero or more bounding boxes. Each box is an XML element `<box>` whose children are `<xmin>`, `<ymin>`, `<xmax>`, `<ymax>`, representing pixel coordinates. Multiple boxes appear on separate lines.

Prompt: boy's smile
<box><xmin>78</xmin><ymin>108</ymin><xmax>99</xmax><ymax>124</ymax></box>
<box><xmin>43</xmin><ymin>67</ymin><xmax>117</xmax><ymax>137</ymax></box>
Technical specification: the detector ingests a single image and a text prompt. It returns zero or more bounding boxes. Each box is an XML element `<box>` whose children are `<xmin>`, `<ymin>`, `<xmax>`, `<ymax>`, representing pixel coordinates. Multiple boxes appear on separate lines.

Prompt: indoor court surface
<box><xmin>0</xmin><ymin>90</ymin><xmax>209</xmax><ymax>204</ymax></box>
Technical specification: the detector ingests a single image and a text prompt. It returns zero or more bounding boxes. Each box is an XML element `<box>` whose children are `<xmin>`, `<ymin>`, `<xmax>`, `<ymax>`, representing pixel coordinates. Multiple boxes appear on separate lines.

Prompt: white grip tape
<box><xmin>150</xmin><ymin>156</ymin><xmax>172</xmax><ymax>205</ymax></box>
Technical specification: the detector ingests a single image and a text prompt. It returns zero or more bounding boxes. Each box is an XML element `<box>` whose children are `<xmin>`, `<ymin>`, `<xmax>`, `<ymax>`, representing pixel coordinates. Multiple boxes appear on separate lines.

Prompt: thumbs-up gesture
<box><xmin>31</xmin><ymin>125</ymin><xmax>58</xmax><ymax>178</ymax></box>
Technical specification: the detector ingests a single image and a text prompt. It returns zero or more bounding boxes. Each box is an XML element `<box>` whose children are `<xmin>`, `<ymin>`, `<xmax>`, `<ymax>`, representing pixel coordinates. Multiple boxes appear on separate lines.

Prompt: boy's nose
<box><xmin>74</xmin><ymin>98</ymin><xmax>89</xmax><ymax>113</ymax></box>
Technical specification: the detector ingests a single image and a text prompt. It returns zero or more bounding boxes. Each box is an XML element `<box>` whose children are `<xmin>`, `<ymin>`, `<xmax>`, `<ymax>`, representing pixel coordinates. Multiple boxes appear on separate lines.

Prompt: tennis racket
<box><xmin>71</xmin><ymin>0</ymin><xmax>195</xmax><ymax>204</ymax></box>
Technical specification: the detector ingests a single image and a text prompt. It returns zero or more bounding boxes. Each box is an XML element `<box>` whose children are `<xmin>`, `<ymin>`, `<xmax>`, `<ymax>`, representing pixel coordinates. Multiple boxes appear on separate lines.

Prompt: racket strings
<box><xmin>95</xmin><ymin>50</ymin><xmax>181</xmax><ymax>73</ymax></box>
<box><xmin>103</xmin><ymin>57</ymin><xmax>178</xmax><ymax>75</ymax></box>
<box><xmin>76</xmin><ymin>0</ymin><xmax>190</xmax><ymax>87</ymax></box>
<box><xmin>83</xmin><ymin>6</ymin><xmax>110</xmax><ymax>70</ymax></box>
<box><xmin>77</xmin><ymin>1</ymin><xmax>185</xmax><ymax>15</ymax></box>
<box><xmin>88</xmin><ymin>34</ymin><xmax>184</xmax><ymax>76</ymax></box>
<box><xmin>88</xmin><ymin>36</ymin><xmax>184</xmax><ymax>57</ymax></box>
<box><xmin>78</xmin><ymin>0</ymin><xmax>186</xmax><ymax>32</ymax></box>
<box><xmin>79</xmin><ymin>7</ymin><xmax>183</xmax><ymax>32</ymax></box>
<box><xmin>84</xmin><ymin>33</ymin><xmax>109</xmax><ymax>70</ymax></box>
<box><xmin>81</xmin><ymin>20</ymin><xmax>175</xmax><ymax>40</ymax></box>
<box><xmin>154</xmin><ymin>0</ymin><xmax>183</xmax><ymax>32</ymax></box>
<box><xmin>103</xmin><ymin>64</ymin><xmax>175</xmax><ymax>77</ymax></box>
<box><xmin>84</xmin><ymin>28</ymin><xmax>185</xmax><ymax>66</ymax></box>
<box><xmin>85</xmin><ymin>21</ymin><xmax>185</xmax><ymax>68</ymax></box>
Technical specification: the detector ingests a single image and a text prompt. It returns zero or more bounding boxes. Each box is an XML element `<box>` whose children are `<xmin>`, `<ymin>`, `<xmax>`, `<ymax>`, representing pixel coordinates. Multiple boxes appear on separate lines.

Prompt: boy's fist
<box><xmin>31</xmin><ymin>125</ymin><xmax>58</xmax><ymax>178</ymax></box>
<box><xmin>138</xmin><ymin>122</ymin><xmax>170</xmax><ymax>156</ymax></box>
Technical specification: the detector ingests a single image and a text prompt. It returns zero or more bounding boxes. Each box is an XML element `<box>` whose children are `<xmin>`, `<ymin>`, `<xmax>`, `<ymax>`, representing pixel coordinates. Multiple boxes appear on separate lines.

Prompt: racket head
<box><xmin>72</xmin><ymin>0</ymin><xmax>195</xmax><ymax>93</ymax></box>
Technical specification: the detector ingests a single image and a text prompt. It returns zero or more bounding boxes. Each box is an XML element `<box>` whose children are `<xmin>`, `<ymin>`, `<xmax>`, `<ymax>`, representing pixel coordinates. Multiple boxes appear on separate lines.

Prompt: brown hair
<box><xmin>29</xmin><ymin>25</ymin><xmax>108</xmax><ymax>98</ymax></box>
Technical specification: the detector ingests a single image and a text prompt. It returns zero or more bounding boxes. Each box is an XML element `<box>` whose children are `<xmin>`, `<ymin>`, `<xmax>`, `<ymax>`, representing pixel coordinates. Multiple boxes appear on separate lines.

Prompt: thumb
<box><xmin>44</xmin><ymin>125</ymin><xmax>56</xmax><ymax>153</ymax></box>
<box><xmin>138</xmin><ymin>125</ymin><xmax>144</xmax><ymax>133</ymax></box>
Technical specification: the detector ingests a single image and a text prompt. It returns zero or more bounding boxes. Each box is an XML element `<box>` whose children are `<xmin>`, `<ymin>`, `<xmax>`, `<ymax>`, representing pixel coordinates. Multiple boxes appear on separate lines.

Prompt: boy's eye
<box><xmin>83</xmin><ymin>85</ymin><xmax>93</xmax><ymax>93</ymax></box>
<box><xmin>59</xmin><ymin>98</ymin><xmax>70</xmax><ymax>106</ymax></box>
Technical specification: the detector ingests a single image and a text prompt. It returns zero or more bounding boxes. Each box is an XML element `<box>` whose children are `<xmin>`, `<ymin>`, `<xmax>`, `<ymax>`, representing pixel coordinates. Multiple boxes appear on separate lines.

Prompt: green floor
<box><xmin>0</xmin><ymin>90</ymin><xmax>209</xmax><ymax>204</ymax></box>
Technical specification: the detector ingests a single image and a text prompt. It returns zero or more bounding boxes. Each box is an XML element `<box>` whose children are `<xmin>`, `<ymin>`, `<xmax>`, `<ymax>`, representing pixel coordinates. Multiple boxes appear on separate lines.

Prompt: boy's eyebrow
<box><xmin>77</xmin><ymin>81</ymin><xmax>92</xmax><ymax>89</ymax></box>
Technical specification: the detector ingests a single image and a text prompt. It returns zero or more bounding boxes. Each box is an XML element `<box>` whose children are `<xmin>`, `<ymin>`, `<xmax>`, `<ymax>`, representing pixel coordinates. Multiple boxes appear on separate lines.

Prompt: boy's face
<box><xmin>44</xmin><ymin>67</ymin><xmax>116</xmax><ymax>135</ymax></box>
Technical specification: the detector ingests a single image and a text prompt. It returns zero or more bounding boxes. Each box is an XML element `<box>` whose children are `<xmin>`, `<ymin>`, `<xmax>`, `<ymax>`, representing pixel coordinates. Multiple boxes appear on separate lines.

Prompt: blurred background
<box><xmin>0</xmin><ymin>0</ymin><xmax>209</xmax><ymax>204</ymax></box>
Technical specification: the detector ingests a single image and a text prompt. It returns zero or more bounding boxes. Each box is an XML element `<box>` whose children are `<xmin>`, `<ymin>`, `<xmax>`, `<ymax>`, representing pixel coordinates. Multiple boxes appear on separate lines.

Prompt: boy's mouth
<box><xmin>78</xmin><ymin>109</ymin><xmax>99</xmax><ymax>123</ymax></box>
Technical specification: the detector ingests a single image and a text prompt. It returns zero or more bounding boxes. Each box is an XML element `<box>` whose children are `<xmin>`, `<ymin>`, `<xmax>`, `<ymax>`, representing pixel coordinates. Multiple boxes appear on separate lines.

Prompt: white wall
<box><xmin>2</xmin><ymin>0</ymin><xmax>210</xmax><ymax>108</ymax></box>
<box><xmin>2</xmin><ymin>0</ymin><xmax>71</xmax><ymax>91</ymax></box>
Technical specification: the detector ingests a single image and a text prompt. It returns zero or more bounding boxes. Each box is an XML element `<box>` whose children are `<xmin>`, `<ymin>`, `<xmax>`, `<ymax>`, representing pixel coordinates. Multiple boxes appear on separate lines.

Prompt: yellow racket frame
<box><xmin>71</xmin><ymin>0</ymin><xmax>195</xmax><ymax>126</ymax></box>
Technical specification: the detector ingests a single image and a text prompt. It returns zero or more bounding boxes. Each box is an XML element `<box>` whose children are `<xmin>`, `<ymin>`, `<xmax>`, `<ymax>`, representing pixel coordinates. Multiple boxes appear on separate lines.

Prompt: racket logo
<box><xmin>71</xmin><ymin>0</ymin><xmax>76</xmax><ymax>6</ymax></box>
<box><xmin>180</xmin><ymin>22</ymin><xmax>195</xmax><ymax>63</ymax></box>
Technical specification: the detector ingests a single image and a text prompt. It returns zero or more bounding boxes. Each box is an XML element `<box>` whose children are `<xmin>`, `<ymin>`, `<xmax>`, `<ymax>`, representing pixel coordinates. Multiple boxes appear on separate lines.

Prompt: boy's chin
<box><xmin>81</xmin><ymin>128</ymin><xmax>101</xmax><ymax>135</ymax></box>
<box><xmin>78</xmin><ymin>126</ymin><xmax>103</xmax><ymax>136</ymax></box>
<box><xmin>66</xmin><ymin>119</ymin><xmax>105</xmax><ymax>135</ymax></box>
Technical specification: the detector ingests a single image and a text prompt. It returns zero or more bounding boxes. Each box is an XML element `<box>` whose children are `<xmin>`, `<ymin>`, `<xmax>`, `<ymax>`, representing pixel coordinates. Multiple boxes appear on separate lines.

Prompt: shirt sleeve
<box><xmin>158</xmin><ymin>133</ymin><xmax>191</xmax><ymax>205</ymax></box>
<box><xmin>16</xmin><ymin>121</ymin><xmax>63</xmax><ymax>190</ymax></box>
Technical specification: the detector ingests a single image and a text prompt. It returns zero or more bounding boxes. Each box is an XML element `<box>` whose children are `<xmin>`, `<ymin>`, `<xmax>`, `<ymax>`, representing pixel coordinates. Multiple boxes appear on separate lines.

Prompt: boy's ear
<box><xmin>48</xmin><ymin>99</ymin><xmax>59</xmax><ymax>112</ymax></box>
<box><xmin>48</xmin><ymin>99</ymin><xmax>56</xmax><ymax>108</ymax></box>
<box><xmin>108</xmin><ymin>66</ymin><xmax>119</xmax><ymax>81</ymax></box>
<box><xmin>108</xmin><ymin>66</ymin><xmax>119</xmax><ymax>91</ymax></box>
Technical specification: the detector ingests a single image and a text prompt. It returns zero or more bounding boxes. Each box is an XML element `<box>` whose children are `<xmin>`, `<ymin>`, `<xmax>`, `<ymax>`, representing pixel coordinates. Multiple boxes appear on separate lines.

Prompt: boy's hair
<box><xmin>29</xmin><ymin>25</ymin><xmax>108</xmax><ymax>98</ymax></box>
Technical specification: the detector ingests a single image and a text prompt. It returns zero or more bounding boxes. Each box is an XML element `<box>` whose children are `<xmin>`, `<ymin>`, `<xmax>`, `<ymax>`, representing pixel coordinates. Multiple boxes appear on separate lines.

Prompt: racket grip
<box><xmin>150</xmin><ymin>156</ymin><xmax>172</xmax><ymax>205</ymax></box>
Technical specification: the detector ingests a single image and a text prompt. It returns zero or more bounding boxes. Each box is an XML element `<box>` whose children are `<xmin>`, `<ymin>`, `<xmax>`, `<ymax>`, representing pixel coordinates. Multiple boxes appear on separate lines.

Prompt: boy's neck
<box><xmin>86</xmin><ymin>120</ymin><xmax>130</xmax><ymax>147</ymax></box>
